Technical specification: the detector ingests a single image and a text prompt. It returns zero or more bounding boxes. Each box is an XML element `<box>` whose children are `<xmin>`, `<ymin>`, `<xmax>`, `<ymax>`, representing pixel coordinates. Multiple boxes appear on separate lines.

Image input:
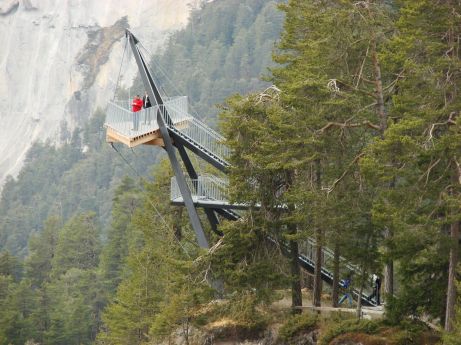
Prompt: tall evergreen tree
<box><xmin>271</xmin><ymin>0</ymin><xmax>395</xmax><ymax>306</ymax></box>
<box><xmin>99</xmin><ymin>177</ymin><xmax>141</xmax><ymax>295</ymax></box>
<box><xmin>219</xmin><ymin>88</ymin><xmax>302</xmax><ymax>309</ymax></box>
<box><xmin>363</xmin><ymin>0</ymin><xmax>461</xmax><ymax>330</ymax></box>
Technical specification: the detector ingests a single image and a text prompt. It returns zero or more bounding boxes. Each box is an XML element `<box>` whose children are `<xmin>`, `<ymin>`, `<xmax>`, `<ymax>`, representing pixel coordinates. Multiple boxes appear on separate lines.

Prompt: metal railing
<box><xmin>162</xmin><ymin>111</ymin><xmax>230</xmax><ymax>163</ymax></box>
<box><xmin>300</xmin><ymin>238</ymin><xmax>374</xmax><ymax>298</ymax></box>
<box><xmin>170</xmin><ymin>173</ymin><xmax>375</xmax><ymax>301</ymax></box>
<box><xmin>170</xmin><ymin>174</ymin><xmax>228</xmax><ymax>203</ymax></box>
<box><xmin>104</xmin><ymin>101</ymin><xmax>159</xmax><ymax>137</ymax></box>
<box><xmin>104</xmin><ymin>96</ymin><xmax>193</xmax><ymax>138</ymax></box>
<box><xmin>105</xmin><ymin>97</ymin><xmax>229</xmax><ymax>165</ymax></box>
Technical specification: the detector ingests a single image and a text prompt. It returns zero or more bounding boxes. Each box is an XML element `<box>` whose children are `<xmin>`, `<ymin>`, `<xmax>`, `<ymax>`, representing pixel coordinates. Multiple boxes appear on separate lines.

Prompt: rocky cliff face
<box><xmin>0</xmin><ymin>0</ymin><xmax>192</xmax><ymax>185</ymax></box>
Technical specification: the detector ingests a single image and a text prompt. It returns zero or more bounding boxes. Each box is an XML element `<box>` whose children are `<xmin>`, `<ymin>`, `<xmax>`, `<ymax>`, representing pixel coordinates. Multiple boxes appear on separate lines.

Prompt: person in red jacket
<box><xmin>131</xmin><ymin>95</ymin><xmax>143</xmax><ymax>130</ymax></box>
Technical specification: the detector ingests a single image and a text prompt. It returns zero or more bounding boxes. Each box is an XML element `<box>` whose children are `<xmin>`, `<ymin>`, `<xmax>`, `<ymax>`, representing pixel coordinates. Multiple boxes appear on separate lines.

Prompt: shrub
<box><xmin>278</xmin><ymin>313</ymin><xmax>318</xmax><ymax>342</ymax></box>
<box><xmin>319</xmin><ymin>319</ymin><xmax>380</xmax><ymax>345</ymax></box>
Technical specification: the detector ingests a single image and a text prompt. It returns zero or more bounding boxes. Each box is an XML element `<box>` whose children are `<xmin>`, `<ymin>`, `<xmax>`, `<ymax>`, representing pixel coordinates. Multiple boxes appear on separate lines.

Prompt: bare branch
<box><xmin>424</xmin><ymin>112</ymin><xmax>458</xmax><ymax>148</ymax></box>
<box><xmin>418</xmin><ymin>158</ymin><xmax>441</xmax><ymax>186</ymax></box>
<box><xmin>455</xmin><ymin>157</ymin><xmax>461</xmax><ymax>185</ymax></box>
<box><xmin>317</xmin><ymin>120</ymin><xmax>380</xmax><ymax>134</ymax></box>
<box><xmin>322</xmin><ymin>152</ymin><xmax>366</xmax><ymax>195</ymax></box>
<box><xmin>354</xmin><ymin>41</ymin><xmax>371</xmax><ymax>89</ymax></box>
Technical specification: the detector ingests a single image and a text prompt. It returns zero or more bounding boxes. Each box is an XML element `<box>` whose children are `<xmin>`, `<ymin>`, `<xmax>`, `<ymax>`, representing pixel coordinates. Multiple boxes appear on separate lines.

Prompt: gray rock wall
<box><xmin>0</xmin><ymin>0</ymin><xmax>192</xmax><ymax>185</ymax></box>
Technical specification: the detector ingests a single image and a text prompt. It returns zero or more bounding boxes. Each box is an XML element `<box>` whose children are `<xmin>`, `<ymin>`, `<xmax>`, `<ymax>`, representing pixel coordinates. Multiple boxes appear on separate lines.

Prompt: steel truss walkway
<box><xmin>169</xmin><ymin>175</ymin><xmax>376</xmax><ymax>306</ymax></box>
<box><xmin>104</xmin><ymin>30</ymin><xmax>378</xmax><ymax>307</ymax></box>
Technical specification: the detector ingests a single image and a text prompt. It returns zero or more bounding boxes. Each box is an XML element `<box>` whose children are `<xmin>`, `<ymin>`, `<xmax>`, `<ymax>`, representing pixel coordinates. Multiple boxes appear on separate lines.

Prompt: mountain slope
<box><xmin>0</xmin><ymin>0</ymin><xmax>192</xmax><ymax>186</ymax></box>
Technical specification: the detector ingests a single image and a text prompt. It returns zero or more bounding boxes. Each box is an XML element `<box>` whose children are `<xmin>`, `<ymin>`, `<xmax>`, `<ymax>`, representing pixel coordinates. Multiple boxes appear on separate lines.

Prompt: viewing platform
<box><xmin>104</xmin><ymin>96</ymin><xmax>192</xmax><ymax>148</ymax></box>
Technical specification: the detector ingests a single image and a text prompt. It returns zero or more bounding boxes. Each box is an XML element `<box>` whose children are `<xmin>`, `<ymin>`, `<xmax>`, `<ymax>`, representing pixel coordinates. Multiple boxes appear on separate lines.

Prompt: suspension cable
<box><xmin>109</xmin><ymin>142</ymin><xmax>192</xmax><ymax>256</ymax></box>
<box><xmin>137</xmin><ymin>42</ymin><xmax>207</xmax><ymax>121</ymax></box>
<box><xmin>113</xmin><ymin>38</ymin><xmax>128</xmax><ymax>101</ymax></box>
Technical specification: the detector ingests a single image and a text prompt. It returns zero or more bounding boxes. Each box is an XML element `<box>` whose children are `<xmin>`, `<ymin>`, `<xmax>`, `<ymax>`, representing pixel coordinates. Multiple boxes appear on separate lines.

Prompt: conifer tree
<box><xmin>219</xmin><ymin>89</ymin><xmax>302</xmax><ymax>309</ymax></box>
<box><xmin>99</xmin><ymin>176</ymin><xmax>141</xmax><ymax>294</ymax></box>
<box><xmin>363</xmin><ymin>0</ymin><xmax>461</xmax><ymax>330</ymax></box>
<box><xmin>271</xmin><ymin>0</ymin><xmax>395</xmax><ymax>306</ymax></box>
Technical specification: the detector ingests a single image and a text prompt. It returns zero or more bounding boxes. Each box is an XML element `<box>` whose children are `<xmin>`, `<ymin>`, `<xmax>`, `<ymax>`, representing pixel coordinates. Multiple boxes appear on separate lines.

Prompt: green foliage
<box><xmin>277</xmin><ymin>313</ymin><xmax>317</xmax><ymax>343</ymax></box>
<box><xmin>0</xmin><ymin>110</ymin><xmax>158</xmax><ymax>257</ymax></box>
<box><xmin>319</xmin><ymin>319</ymin><xmax>381</xmax><ymax>345</ymax></box>
<box><xmin>138</xmin><ymin>0</ymin><xmax>284</xmax><ymax>125</ymax></box>
<box><xmin>0</xmin><ymin>251</ymin><xmax>22</xmax><ymax>281</ymax></box>
<box><xmin>226</xmin><ymin>292</ymin><xmax>269</xmax><ymax>332</ymax></box>
<box><xmin>363</xmin><ymin>0</ymin><xmax>461</xmax><ymax>322</ymax></box>
<box><xmin>99</xmin><ymin>176</ymin><xmax>141</xmax><ymax>294</ymax></box>
<box><xmin>98</xmin><ymin>160</ymin><xmax>213</xmax><ymax>345</ymax></box>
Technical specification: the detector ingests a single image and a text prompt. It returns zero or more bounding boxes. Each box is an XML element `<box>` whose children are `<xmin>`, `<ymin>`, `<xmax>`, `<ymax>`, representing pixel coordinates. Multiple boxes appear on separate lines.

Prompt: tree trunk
<box><xmin>372</xmin><ymin>33</ymin><xmax>394</xmax><ymax>299</ymax></box>
<box><xmin>289</xmin><ymin>237</ymin><xmax>303</xmax><ymax>313</ymax></box>
<box><xmin>384</xmin><ymin>254</ymin><xmax>394</xmax><ymax>297</ymax></box>
<box><xmin>444</xmin><ymin>220</ymin><xmax>459</xmax><ymax>332</ymax></box>
<box><xmin>313</xmin><ymin>237</ymin><xmax>323</xmax><ymax>307</ymax></box>
<box><xmin>313</xmin><ymin>159</ymin><xmax>323</xmax><ymax>307</ymax></box>
<box><xmin>356</xmin><ymin>283</ymin><xmax>364</xmax><ymax>319</ymax></box>
<box><xmin>445</xmin><ymin>165</ymin><xmax>460</xmax><ymax>332</ymax></box>
<box><xmin>371</xmin><ymin>34</ymin><xmax>387</xmax><ymax>135</ymax></box>
<box><xmin>332</xmin><ymin>243</ymin><xmax>340</xmax><ymax>307</ymax></box>
<box><xmin>286</xmin><ymin>170</ymin><xmax>302</xmax><ymax>312</ymax></box>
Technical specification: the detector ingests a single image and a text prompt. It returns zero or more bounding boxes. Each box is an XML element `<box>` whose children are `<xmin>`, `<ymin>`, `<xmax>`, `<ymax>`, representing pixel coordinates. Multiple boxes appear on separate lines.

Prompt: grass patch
<box><xmin>277</xmin><ymin>313</ymin><xmax>318</xmax><ymax>343</ymax></box>
<box><xmin>319</xmin><ymin>318</ymin><xmax>439</xmax><ymax>345</ymax></box>
<box><xmin>319</xmin><ymin>319</ymin><xmax>380</xmax><ymax>345</ymax></box>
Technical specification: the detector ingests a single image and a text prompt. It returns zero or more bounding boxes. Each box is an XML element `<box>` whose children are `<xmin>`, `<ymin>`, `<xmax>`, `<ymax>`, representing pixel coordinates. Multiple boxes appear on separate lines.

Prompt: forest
<box><xmin>0</xmin><ymin>0</ymin><xmax>460</xmax><ymax>344</ymax></box>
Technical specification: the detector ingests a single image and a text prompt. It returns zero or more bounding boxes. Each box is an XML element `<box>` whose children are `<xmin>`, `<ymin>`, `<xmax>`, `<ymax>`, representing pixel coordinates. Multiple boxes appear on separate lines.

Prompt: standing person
<box><xmin>338</xmin><ymin>275</ymin><xmax>353</xmax><ymax>307</ymax></box>
<box><xmin>142</xmin><ymin>91</ymin><xmax>152</xmax><ymax>125</ymax></box>
<box><xmin>367</xmin><ymin>274</ymin><xmax>381</xmax><ymax>305</ymax></box>
<box><xmin>131</xmin><ymin>95</ymin><xmax>143</xmax><ymax>131</ymax></box>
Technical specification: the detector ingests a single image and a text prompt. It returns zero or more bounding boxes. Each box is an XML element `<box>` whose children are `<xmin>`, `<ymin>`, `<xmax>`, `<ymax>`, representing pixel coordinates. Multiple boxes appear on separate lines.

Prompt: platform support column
<box><xmin>157</xmin><ymin>110</ymin><xmax>209</xmax><ymax>249</ymax></box>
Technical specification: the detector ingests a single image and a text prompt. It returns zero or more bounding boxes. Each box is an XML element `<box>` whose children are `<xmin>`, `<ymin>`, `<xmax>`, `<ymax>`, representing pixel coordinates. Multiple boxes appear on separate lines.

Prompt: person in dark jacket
<box><xmin>367</xmin><ymin>274</ymin><xmax>381</xmax><ymax>305</ymax></box>
<box><xmin>142</xmin><ymin>92</ymin><xmax>152</xmax><ymax>124</ymax></box>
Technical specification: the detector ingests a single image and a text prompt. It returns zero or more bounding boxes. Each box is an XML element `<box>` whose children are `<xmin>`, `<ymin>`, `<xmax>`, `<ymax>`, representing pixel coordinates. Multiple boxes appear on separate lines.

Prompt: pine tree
<box><xmin>99</xmin><ymin>176</ymin><xmax>141</xmax><ymax>294</ymax></box>
<box><xmin>363</xmin><ymin>0</ymin><xmax>461</xmax><ymax>329</ymax></box>
<box><xmin>219</xmin><ymin>89</ymin><xmax>302</xmax><ymax>309</ymax></box>
<box><xmin>271</xmin><ymin>0</ymin><xmax>395</xmax><ymax>306</ymax></box>
<box><xmin>25</xmin><ymin>216</ymin><xmax>60</xmax><ymax>286</ymax></box>
<box><xmin>51</xmin><ymin>212</ymin><xmax>101</xmax><ymax>277</ymax></box>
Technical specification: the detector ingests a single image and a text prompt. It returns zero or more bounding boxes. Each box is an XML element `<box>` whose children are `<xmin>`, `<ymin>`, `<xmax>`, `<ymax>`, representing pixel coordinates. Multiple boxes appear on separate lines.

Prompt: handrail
<box><xmin>170</xmin><ymin>174</ymin><xmax>375</xmax><ymax>301</ymax></box>
<box><xmin>104</xmin><ymin>101</ymin><xmax>159</xmax><ymax>138</ymax></box>
<box><xmin>105</xmin><ymin>97</ymin><xmax>229</xmax><ymax>164</ymax></box>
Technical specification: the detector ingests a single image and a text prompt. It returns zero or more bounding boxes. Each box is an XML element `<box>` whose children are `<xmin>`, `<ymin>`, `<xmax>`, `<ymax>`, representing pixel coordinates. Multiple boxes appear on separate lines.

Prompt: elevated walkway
<box><xmin>105</xmin><ymin>30</ymin><xmax>379</xmax><ymax>307</ymax></box>
<box><xmin>169</xmin><ymin>174</ymin><xmax>378</xmax><ymax>307</ymax></box>
<box><xmin>170</xmin><ymin>175</ymin><xmax>250</xmax><ymax>210</ymax></box>
<box><xmin>105</xmin><ymin>97</ymin><xmax>230</xmax><ymax>172</ymax></box>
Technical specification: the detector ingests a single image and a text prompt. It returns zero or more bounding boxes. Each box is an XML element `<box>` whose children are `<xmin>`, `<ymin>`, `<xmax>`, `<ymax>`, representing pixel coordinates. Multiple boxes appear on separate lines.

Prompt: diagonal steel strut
<box><xmin>126</xmin><ymin>29</ymin><xmax>209</xmax><ymax>249</ymax></box>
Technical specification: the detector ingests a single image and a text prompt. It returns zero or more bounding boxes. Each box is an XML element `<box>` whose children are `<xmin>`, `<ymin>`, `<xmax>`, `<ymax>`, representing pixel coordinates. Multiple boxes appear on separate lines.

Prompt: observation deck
<box><xmin>104</xmin><ymin>96</ymin><xmax>192</xmax><ymax>148</ymax></box>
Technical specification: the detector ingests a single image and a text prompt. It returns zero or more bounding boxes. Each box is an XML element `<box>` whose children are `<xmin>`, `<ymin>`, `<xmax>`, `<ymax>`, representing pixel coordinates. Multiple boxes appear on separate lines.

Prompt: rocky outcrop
<box><xmin>0</xmin><ymin>0</ymin><xmax>193</xmax><ymax>186</ymax></box>
<box><xmin>76</xmin><ymin>16</ymin><xmax>128</xmax><ymax>90</ymax></box>
<box><xmin>22</xmin><ymin>0</ymin><xmax>37</xmax><ymax>11</ymax></box>
<box><xmin>0</xmin><ymin>0</ymin><xmax>19</xmax><ymax>16</ymax></box>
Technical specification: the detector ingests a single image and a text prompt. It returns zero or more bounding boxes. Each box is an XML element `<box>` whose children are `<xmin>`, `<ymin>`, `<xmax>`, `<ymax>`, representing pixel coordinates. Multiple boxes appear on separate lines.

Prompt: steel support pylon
<box><xmin>126</xmin><ymin>29</ymin><xmax>209</xmax><ymax>249</ymax></box>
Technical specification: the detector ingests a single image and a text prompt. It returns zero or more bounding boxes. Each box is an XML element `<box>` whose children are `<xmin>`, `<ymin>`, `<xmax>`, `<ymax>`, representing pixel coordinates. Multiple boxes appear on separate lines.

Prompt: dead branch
<box><xmin>383</xmin><ymin>69</ymin><xmax>406</xmax><ymax>92</ymax></box>
<box><xmin>322</xmin><ymin>152</ymin><xmax>366</xmax><ymax>195</ymax></box>
<box><xmin>255</xmin><ymin>85</ymin><xmax>281</xmax><ymax>105</ymax></box>
<box><xmin>424</xmin><ymin>112</ymin><xmax>458</xmax><ymax>147</ymax></box>
<box><xmin>317</xmin><ymin>120</ymin><xmax>380</xmax><ymax>134</ymax></box>
<box><xmin>455</xmin><ymin>157</ymin><xmax>461</xmax><ymax>185</ymax></box>
<box><xmin>418</xmin><ymin>158</ymin><xmax>441</xmax><ymax>186</ymax></box>
<box><xmin>354</xmin><ymin>42</ymin><xmax>371</xmax><ymax>89</ymax></box>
